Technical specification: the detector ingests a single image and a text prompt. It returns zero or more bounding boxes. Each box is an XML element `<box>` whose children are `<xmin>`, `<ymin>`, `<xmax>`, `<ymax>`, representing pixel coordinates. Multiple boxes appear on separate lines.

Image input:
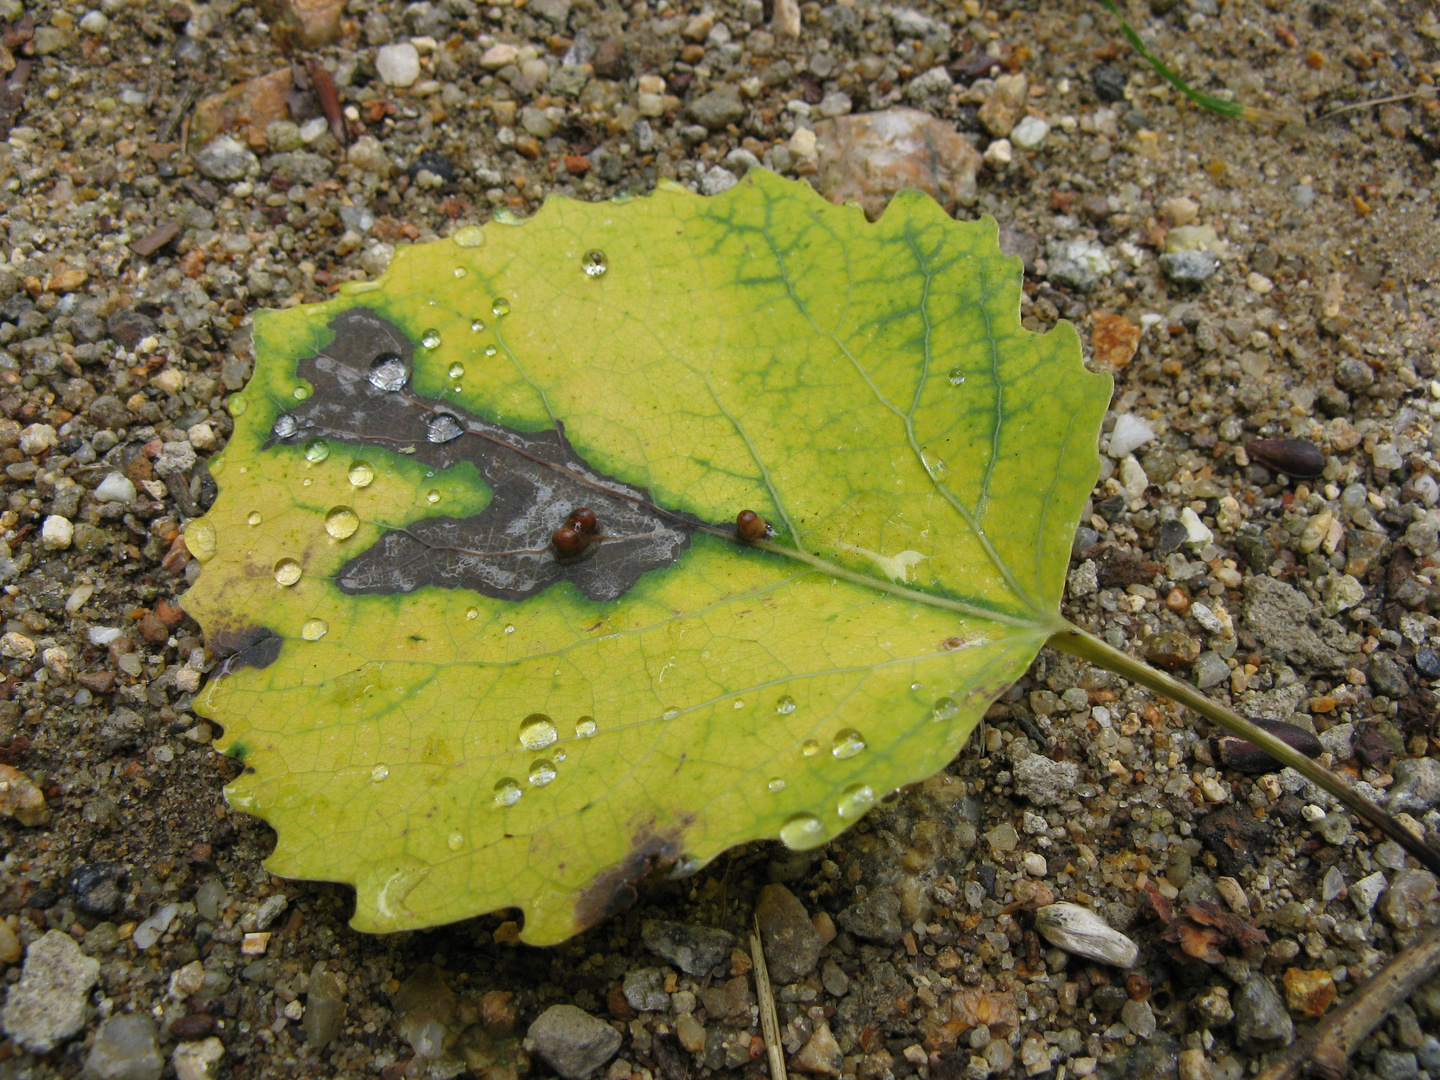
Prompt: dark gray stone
<box><xmin>1233</xmin><ymin>975</ymin><xmax>1292</xmax><ymax>1050</ymax></box>
<box><xmin>1013</xmin><ymin>755</ymin><xmax>1080</xmax><ymax>806</ymax></box>
<box><xmin>1159</xmin><ymin>250</ymin><xmax>1219</xmax><ymax>287</ymax></box>
<box><xmin>526</xmin><ymin>1005</ymin><xmax>620</xmax><ymax>1080</ymax></box>
<box><xmin>837</xmin><ymin>889</ymin><xmax>903</xmax><ymax>945</ymax></box>
<box><xmin>1390</xmin><ymin>758</ymin><xmax>1440</xmax><ymax>815</ymax></box>
<box><xmin>686</xmin><ymin>88</ymin><xmax>745</xmax><ymax>131</ymax></box>
<box><xmin>755</xmin><ymin>883</ymin><xmax>823</xmax><ymax>983</ymax></box>
<box><xmin>640</xmin><ymin>920</ymin><xmax>733</xmax><ymax>976</ymax></box>
<box><xmin>1241</xmin><ymin>575</ymin><xmax>1350</xmax><ymax>673</ymax></box>
<box><xmin>1368</xmin><ymin>655</ymin><xmax>1411</xmax><ymax>699</ymax></box>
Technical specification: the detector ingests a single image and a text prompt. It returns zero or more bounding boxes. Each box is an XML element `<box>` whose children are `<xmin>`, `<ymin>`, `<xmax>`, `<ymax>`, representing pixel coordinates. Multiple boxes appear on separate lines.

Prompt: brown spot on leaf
<box><xmin>206</xmin><ymin>625</ymin><xmax>283</xmax><ymax>674</ymax></box>
<box><xmin>574</xmin><ymin>822</ymin><xmax>692</xmax><ymax>932</ymax></box>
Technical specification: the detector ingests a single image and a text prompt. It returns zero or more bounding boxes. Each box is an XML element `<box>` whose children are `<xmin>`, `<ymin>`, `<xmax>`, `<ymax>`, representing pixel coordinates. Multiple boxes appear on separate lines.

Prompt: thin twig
<box><xmin>751</xmin><ymin>922</ymin><xmax>787</xmax><ymax>1080</ymax></box>
<box><xmin>1255</xmin><ymin>922</ymin><xmax>1440</xmax><ymax>1080</ymax></box>
<box><xmin>1316</xmin><ymin>90</ymin><xmax>1425</xmax><ymax>121</ymax></box>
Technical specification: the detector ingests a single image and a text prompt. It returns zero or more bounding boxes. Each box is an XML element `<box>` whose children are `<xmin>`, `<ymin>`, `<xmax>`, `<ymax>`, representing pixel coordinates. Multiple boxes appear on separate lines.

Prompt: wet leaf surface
<box><xmin>183</xmin><ymin>171</ymin><xmax>1110</xmax><ymax>943</ymax></box>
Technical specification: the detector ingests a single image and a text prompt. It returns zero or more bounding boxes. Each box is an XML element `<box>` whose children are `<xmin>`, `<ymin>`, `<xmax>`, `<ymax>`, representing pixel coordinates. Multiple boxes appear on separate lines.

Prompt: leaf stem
<box><xmin>1048</xmin><ymin>620</ymin><xmax>1440</xmax><ymax>876</ymax></box>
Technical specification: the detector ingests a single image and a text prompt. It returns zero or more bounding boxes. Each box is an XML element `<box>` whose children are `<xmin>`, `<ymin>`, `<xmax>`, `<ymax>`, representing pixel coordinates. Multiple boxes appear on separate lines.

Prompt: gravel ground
<box><xmin>0</xmin><ymin>0</ymin><xmax>1438</xmax><ymax>1078</ymax></box>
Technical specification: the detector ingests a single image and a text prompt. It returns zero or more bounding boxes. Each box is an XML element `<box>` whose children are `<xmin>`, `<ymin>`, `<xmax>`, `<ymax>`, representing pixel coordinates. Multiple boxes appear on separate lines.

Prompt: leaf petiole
<box><xmin>1049</xmin><ymin>621</ymin><xmax>1440</xmax><ymax>876</ymax></box>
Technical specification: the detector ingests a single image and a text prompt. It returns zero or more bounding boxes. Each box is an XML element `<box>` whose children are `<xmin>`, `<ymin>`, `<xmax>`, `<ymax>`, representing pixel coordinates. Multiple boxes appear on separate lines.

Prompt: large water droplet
<box><xmin>185</xmin><ymin>521</ymin><xmax>217</xmax><ymax>562</ymax></box>
<box><xmin>368</xmin><ymin>353</ymin><xmax>410</xmax><ymax>392</ymax></box>
<box><xmin>371</xmin><ymin>763</ymin><xmax>389</xmax><ymax>783</ymax></box>
<box><xmin>426</xmin><ymin>413</ymin><xmax>464</xmax><ymax>443</ymax></box>
<box><xmin>528</xmin><ymin>759</ymin><xmax>557</xmax><ymax>786</ymax></box>
<box><xmin>453</xmin><ymin>267</ymin><xmax>467</xmax><ymax>279</ymax></box>
<box><xmin>837</xmin><ymin>783</ymin><xmax>876</xmax><ymax>820</ymax></box>
<box><xmin>325</xmin><ymin>506</ymin><xmax>360</xmax><ymax>540</ymax></box>
<box><xmin>484</xmin><ymin>344</ymin><xmax>498</xmax><ymax>357</ymax></box>
<box><xmin>426</xmin><ymin>489</ymin><xmax>441</xmax><ymax>504</ymax></box>
<box><xmin>662</xmin><ymin>707</ymin><xmax>681</xmax><ymax>721</ymax></box>
<box><xmin>581</xmin><ymin>249</ymin><xmax>608</xmax><ymax>277</ymax></box>
<box><xmin>348</xmin><ymin>460</ymin><xmax>375</xmax><ymax>488</ymax></box>
<box><xmin>518</xmin><ymin>713</ymin><xmax>557</xmax><ymax>751</ymax></box>
<box><xmin>448</xmin><ymin>362</ymin><xmax>466</xmax><ymax>379</ymax></box>
<box><xmin>831</xmin><ymin>728</ymin><xmax>866</xmax><ymax>759</ymax></box>
<box><xmin>921</xmin><ymin>449</ymin><xmax>948</xmax><ymax>480</ymax></box>
<box><xmin>931</xmin><ymin>697</ymin><xmax>960</xmax><ymax>724</ymax></box>
<box><xmin>274</xmin><ymin>558</ymin><xmax>302</xmax><ymax>586</ymax></box>
<box><xmin>491</xmin><ymin>297</ymin><xmax>510</xmax><ymax>316</ymax></box>
<box><xmin>575</xmin><ymin>716</ymin><xmax>597</xmax><ymax>738</ymax></box>
<box><xmin>465</xmin><ymin>606</ymin><xmax>480</xmax><ymax>620</ymax></box>
<box><xmin>504</xmin><ymin>624</ymin><xmax>515</xmax><ymax>634</ymax></box>
<box><xmin>800</xmin><ymin>739</ymin><xmax>820</xmax><ymax>757</ymax></box>
<box><xmin>947</xmin><ymin>367</ymin><xmax>967</xmax><ymax>386</ymax></box>
<box><xmin>293</xmin><ymin>385</ymin><xmax>311</xmax><ymax>400</ymax></box>
<box><xmin>779</xmin><ymin>813</ymin><xmax>827</xmax><ymax>851</ymax></box>
<box><xmin>776</xmin><ymin>695</ymin><xmax>797</xmax><ymax>715</ymax></box>
<box><xmin>229</xmin><ymin>397</ymin><xmax>249</xmax><ymax>416</ymax></box>
<box><xmin>447</xmin><ymin>831</ymin><xmax>465</xmax><ymax>851</ymax></box>
<box><xmin>767</xmin><ymin>777</ymin><xmax>786</xmax><ymax>793</ymax></box>
<box><xmin>453</xmin><ymin>224</ymin><xmax>484</xmax><ymax>247</ymax></box>
<box><xmin>301</xmin><ymin>617</ymin><xmax>328</xmax><ymax>641</ymax></box>
<box><xmin>493</xmin><ymin>778</ymin><xmax>522</xmax><ymax>806</ymax></box>
<box><xmin>247</xmin><ymin>511</ymin><xmax>262</xmax><ymax>526</ymax></box>
<box><xmin>304</xmin><ymin>438</ymin><xmax>329</xmax><ymax>463</ymax></box>
<box><xmin>421</xmin><ymin>328</ymin><xmax>442</xmax><ymax>349</ymax></box>
<box><xmin>273</xmin><ymin>415</ymin><xmax>298</xmax><ymax>439</ymax></box>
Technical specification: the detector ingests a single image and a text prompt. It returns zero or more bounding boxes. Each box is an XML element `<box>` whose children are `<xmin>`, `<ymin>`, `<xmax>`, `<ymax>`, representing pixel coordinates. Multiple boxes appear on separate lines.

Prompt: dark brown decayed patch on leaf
<box><xmin>573</xmin><ymin>824</ymin><xmax>689</xmax><ymax>932</ymax></box>
<box><xmin>207</xmin><ymin>625</ymin><xmax>283</xmax><ymax>674</ymax></box>
<box><xmin>269</xmin><ymin>309</ymin><xmax>702</xmax><ymax>602</ymax></box>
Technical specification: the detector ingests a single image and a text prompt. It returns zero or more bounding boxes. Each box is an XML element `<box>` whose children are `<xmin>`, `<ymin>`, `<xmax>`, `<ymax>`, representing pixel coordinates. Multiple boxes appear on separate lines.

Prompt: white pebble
<box><xmin>94</xmin><ymin>472</ymin><xmax>137</xmax><ymax>504</ymax></box>
<box><xmin>1034</xmin><ymin>902</ymin><xmax>1139</xmax><ymax>967</ymax></box>
<box><xmin>1011</xmin><ymin>115</ymin><xmax>1050</xmax><ymax>150</ymax></box>
<box><xmin>983</xmin><ymin>137</ymin><xmax>1014</xmax><ymax>169</ymax></box>
<box><xmin>88</xmin><ymin>626</ymin><xmax>123</xmax><ymax>647</ymax></box>
<box><xmin>187</xmin><ymin>422</ymin><xmax>217</xmax><ymax>451</ymax></box>
<box><xmin>1107</xmin><ymin>414</ymin><xmax>1155</xmax><ymax>458</ymax></box>
<box><xmin>0</xmin><ymin>632</ymin><xmax>35</xmax><ymax>660</ymax></box>
<box><xmin>79</xmin><ymin>9</ymin><xmax>109</xmax><ymax>33</ymax></box>
<box><xmin>41</xmin><ymin>515</ymin><xmax>73</xmax><ymax>551</ymax></box>
<box><xmin>1023</xmin><ymin>852</ymin><xmax>1048</xmax><ymax>876</ymax></box>
<box><xmin>17</xmin><ymin>423</ymin><xmax>57</xmax><ymax>457</ymax></box>
<box><xmin>1180</xmin><ymin>506</ymin><xmax>1213</xmax><ymax>546</ymax></box>
<box><xmin>375</xmin><ymin>43</ymin><xmax>420</xmax><ymax>88</ymax></box>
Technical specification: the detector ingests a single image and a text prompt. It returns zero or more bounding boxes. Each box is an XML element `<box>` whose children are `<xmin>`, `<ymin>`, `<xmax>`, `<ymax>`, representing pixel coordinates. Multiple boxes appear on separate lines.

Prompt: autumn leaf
<box><xmin>182</xmin><ymin>170</ymin><xmax>1111</xmax><ymax>944</ymax></box>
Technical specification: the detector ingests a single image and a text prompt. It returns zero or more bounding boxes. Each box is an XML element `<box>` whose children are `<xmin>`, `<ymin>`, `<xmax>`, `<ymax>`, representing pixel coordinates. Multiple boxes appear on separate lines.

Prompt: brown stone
<box><xmin>791</xmin><ymin>1022</ymin><xmax>844</xmax><ymax>1077</ymax></box>
<box><xmin>1091</xmin><ymin>312</ymin><xmax>1142</xmax><ymax>369</ymax></box>
<box><xmin>0</xmin><ymin>764</ymin><xmax>48</xmax><ymax>826</ymax></box>
<box><xmin>191</xmin><ymin>68</ymin><xmax>293</xmax><ymax>146</ymax></box>
<box><xmin>260</xmin><ymin>0</ymin><xmax>345</xmax><ymax>51</ymax></box>
<box><xmin>1282</xmin><ymin>967</ymin><xmax>1335</xmax><ymax>1017</ymax></box>
<box><xmin>813</xmin><ymin>108</ymin><xmax>981</xmax><ymax>221</ymax></box>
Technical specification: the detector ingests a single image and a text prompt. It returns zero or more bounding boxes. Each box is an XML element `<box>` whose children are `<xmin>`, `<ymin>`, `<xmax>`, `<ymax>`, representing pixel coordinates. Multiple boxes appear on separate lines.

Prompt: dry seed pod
<box><xmin>1034</xmin><ymin>902</ymin><xmax>1140</xmax><ymax>968</ymax></box>
<box><xmin>1217</xmin><ymin>717</ymin><xmax>1323</xmax><ymax>773</ymax></box>
<box><xmin>1245</xmin><ymin>438</ymin><xmax>1325</xmax><ymax>479</ymax></box>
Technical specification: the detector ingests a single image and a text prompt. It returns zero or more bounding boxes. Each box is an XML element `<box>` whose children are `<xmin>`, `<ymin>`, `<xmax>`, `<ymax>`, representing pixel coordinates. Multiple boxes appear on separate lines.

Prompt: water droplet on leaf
<box><xmin>448</xmin><ymin>362</ymin><xmax>465</xmax><ymax>379</ymax></box>
<box><xmin>469</xmin><ymin>319</ymin><xmax>485</xmax><ymax>333</ymax></box>
<box><xmin>767</xmin><ymin>777</ymin><xmax>786</xmax><ymax>793</ymax></box>
<box><xmin>452</xmin><ymin>225</ymin><xmax>484</xmax><ymax>248</ymax></box>
<box><xmin>368</xmin><ymin>353</ymin><xmax>410</xmax><ymax>392</ymax></box>
<box><xmin>493</xmin><ymin>778</ymin><xmax>522</xmax><ymax>806</ymax></box>
<box><xmin>447</xmin><ymin>831</ymin><xmax>464</xmax><ymax>850</ymax></box>
<box><xmin>186</xmin><ymin>521</ymin><xmax>217</xmax><ymax>562</ymax></box>
<box><xmin>581</xmin><ymin>249</ymin><xmax>608</xmax><ymax>276</ymax></box>
<box><xmin>837</xmin><ymin>783</ymin><xmax>875</xmax><ymax>820</ymax></box>
<box><xmin>299</xmin><ymin>617</ymin><xmax>329</xmax><ymax>642</ymax></box>
<box><xmin>831</xmin><ymin>729</ymin><xmax>866</xmax><ymax>759</ymax></box>
<box><xmin>229</xmin><ymin>397</ymin><xmax>248</xmax><ymax>416</ymax></box>
<box><xmin>504</xmin><ymin>624</ymin><xmax>515</xmax><ymax>634</ymax></box>
<box><xmin>303</xmin><ymin>438</ymin><xmax>329</xmax><ymax>463</ymax></box>
<box><xmin>293</xmin><ymin>385</ymin><xmax>310</xmax><ymax>400</ymax></box>
<box><xmin>325</xmin><ymin>506</ymin><xmax>359</xmax><ymax>540</ymax></box>
<box><xmin>575</xmin><ymin>716</ymin><xmax>597</xmax><ymax>738</ymax></box>
<box><xmin>465</xmin><ymin>606</ymin><xmax>479</xmax><ymax>620</ymax></box>
<box><xmin>426</xmin><ymin>413</ymin><xmax>464</xmax><ymax>443</ymax></box>
<box><xmin>921</xmin><ymin>449</ymin><xmax>948</xmax><ymax>479</ymax></box>
<box><xmin>426</xmin><ymin>489</ymin><xmax>441</xmax><ymax>504</ymax></box>
<box><xmin>518</xmin><ymin>713</ymin><xmax>558</xmax><ymax>751</ymax></box>
<box><xmin>776</xmin><ymin>695</ymin><xmax>796</xmax><ymax>715</ymax></box>
<box><xmin>348</xmin><ymin>461</ymin><xmax>375</xmax><ymax>488</ymax></box>
<box><xmin>484</xmin><ymin>344</ymin><xmax>498</xmax><ymax>357</ymax></box>
<box><xmin>931</xmin><ymin>697</ymin><xmax>960</xmax><ymax>723</ymax></box>
<box><xmin>273</xmin><ymin>415</ymin><xmax>298</xmax><ymax>439</ymax></box>
<box><xmin>947</xmin><ymin>367</ymin><xmax>966</xmax><ymax>386</ymax></box>
<box><xmin>421</xmin><ymin>328</ymin><xmax>442</xmax><ymax>349</ymax></box>
<box><xmin>247</xmin><ymin>511</ymin><xmax>262</xmax><ymax>526</ymax></box>
<box><xmin>662</xmin><ymin>707</ymin><xmax>681</xmax><ymax>721</ymax></box>
<box><xmin>453</xmin><ymin>267</ymin><xmax>466</xmax><ymax>279</ymax></box>
<box><xmin>274</xmin><ymin>558</ymin><xmax>302</xmax><ymax>586</ymax></box>
<box><xmin>371</xmin><ymin>764</ymin><xmax>389</xmax><ymax>783</ymax></box>
<box><xmin>528</xmin><ymin>760</ymin><xmax>557</xmax><ymax>786</ymax></box>
<box><xmin>779</xmin><ymin>813</ymin><xmax>827</xmax><ymax>851</ymax></box>
<box><xmin>800</xmin><ymin>739</ymin><xmax>820</xmax><ymax>757</ymax></box>
<box><xmin>491</xmin><ymin>297</ymin><xmax>510</xmax><ymax>316</ymax></box>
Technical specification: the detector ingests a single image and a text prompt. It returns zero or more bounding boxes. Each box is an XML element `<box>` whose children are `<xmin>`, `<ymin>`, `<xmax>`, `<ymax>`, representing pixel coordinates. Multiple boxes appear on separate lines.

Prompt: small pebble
<box><xmin>375</xmin><ymin>43</ymin><xmax>421</xmax><ymax>88</ymax></box>
<box><xmin>1034</xmin><ymin>903</ymin><xmax>1139</xmax><ymax>967</ymax></box>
